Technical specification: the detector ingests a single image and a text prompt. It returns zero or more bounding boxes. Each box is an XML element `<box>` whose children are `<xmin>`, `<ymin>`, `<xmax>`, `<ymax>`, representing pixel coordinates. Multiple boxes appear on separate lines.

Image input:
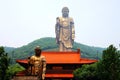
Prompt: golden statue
<box><xmin>28</xmin><ymin>46</ymin><xmax>46</xmax><ymax>80</ymax></box>
<box><xmin>55</xmin><ymin>7</ymin><xmax>75</xmax><ymax>51</ymax></box>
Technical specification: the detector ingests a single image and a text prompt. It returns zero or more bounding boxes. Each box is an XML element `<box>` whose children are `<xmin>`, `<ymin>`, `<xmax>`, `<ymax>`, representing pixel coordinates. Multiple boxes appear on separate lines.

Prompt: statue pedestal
<box><xmin>12</xmin><ymin>76</ymin><xmax>39</xmax><ymax>80</ymax></box>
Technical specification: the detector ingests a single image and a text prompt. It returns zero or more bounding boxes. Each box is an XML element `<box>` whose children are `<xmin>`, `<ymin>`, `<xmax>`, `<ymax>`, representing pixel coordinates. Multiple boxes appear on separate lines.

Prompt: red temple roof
<box><xmin>16</xmin><ymin>50</ymin><xmax>97</xmax><ymax>66</ymax></box>
<box><xmin>42</xmin><ymin>51</ymin><xmax>97</xmax><ymax>64</ymax></box>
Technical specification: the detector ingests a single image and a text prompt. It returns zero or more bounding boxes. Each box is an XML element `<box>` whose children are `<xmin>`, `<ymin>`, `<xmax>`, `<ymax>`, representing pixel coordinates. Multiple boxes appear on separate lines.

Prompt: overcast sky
<box><xmin>0</xmin><ymin>0</ymin><xmax>120</xmax><ymax>49</ymax></box>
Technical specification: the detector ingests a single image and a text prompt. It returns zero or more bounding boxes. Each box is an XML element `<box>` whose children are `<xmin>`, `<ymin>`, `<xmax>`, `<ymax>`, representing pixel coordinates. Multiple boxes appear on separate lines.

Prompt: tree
<box><xmin>6</xmin><ymin>63</ymin><xmax>25</xmax><ymax>79</ymax></box>
<box><xmin>73</xmin><ymin>63</ymin><xmax>99</xmax><ymax>80</ymax></box>
<box><xmin>0</xmin><ymin>46</ymin><xmax>10</xmax><ymax>80</ymax></box>
<box><xmin>73</xmin><ymin>45</ymin><xmax>120</xmax><ymax>80</ymax></box>
<box><xmin>97</xmin><ymin>45</ymin><xmax>120</xmax><ymax>80</ymax></box>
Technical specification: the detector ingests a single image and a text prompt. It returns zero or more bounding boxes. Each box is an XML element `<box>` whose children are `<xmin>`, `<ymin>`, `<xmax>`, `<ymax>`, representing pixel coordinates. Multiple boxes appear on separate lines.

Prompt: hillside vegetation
<box><xmin>7</xmin><ymin>37</ymin><xmax>105</xmax><ymax>61</ymax></box>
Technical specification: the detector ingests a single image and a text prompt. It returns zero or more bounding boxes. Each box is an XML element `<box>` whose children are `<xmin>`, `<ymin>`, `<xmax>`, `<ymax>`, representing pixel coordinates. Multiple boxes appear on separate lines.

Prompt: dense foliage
<box><xmin>0</xmin><ymin>47</ymin><xmax>25</xmax><ymax>80</ymax></box>
<box><xmin>74</xmin><ymin>45</ymin><xmax>120</xmax><ymax>80</ymax></box>
<box><xmin>6</xmin><ymin>64</ymin><xmax>25</xmax><ymax>79</ymax></box>
<box><xmin>97</xmin><ymin>45</ymin><xmax>120</xmax><ymax>80</ymax></box>
<box><xmin>0</xmin><ymin>46</ymin><xmax>10</xmax><ymax>80</ymax></box>
<box><xmin>74</xmin><ymin>63</ymin><xmax>98</xmax><ymax>80</ymax></box>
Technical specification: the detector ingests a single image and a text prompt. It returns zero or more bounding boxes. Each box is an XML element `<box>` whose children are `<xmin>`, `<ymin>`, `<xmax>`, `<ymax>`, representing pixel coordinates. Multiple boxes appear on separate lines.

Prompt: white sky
<box><xmin>0</xmin><ymin>0</ymin><xmax>120</xmax><ymax>49</ymax></box>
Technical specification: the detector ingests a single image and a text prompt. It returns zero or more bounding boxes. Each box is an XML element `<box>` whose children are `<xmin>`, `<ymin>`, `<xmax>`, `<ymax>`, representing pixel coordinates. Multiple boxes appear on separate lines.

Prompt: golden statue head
<box><xmin>34</xmin><ymin>46</ymin><xmax>41</xmax><ymax>56</ymax></box>
<box><xmin>62</xmin><ymin>7</ymin><xmax>69</xmax><ymax>17</ymax></box>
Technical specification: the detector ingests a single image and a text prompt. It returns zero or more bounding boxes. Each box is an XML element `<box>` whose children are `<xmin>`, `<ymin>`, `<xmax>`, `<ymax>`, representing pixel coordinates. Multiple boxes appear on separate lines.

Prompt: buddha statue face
<box><xmin>62</xmin><ymin>7</ymin><xmax>69</xmax><ymax>18</ymax></box>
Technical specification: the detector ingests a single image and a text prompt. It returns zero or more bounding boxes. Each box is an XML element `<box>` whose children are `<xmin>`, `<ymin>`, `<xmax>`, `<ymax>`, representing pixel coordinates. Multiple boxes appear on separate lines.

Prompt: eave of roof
<box><xmin>16</xmin><ymin>50</ymin><xmax>97</xmax><ymax>66</ymax></box>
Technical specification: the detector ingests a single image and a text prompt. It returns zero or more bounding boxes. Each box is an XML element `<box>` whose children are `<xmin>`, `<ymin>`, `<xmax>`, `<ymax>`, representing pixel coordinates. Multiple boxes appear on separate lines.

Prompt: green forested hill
<box><xmin>8</xmin><ymin>37</ymin><xmax>105</xmax><ymax>60</ymax></box>
<box><xmin>4</xmin><ymin>47</ymin><xmax>16</xmax><ymax>53</ymax></box>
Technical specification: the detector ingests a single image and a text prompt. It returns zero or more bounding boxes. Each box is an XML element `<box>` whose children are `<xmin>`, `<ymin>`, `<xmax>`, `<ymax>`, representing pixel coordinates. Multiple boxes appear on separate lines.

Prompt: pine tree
<box><xmin>0</xmin><ymin>46</ymin><xmax>9</xmax><ymax>80</ymax></box>
<box><xmin>97</xmin><ymin>45</ymin><xmax>120</xmax><ymax>80</ymax></box>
